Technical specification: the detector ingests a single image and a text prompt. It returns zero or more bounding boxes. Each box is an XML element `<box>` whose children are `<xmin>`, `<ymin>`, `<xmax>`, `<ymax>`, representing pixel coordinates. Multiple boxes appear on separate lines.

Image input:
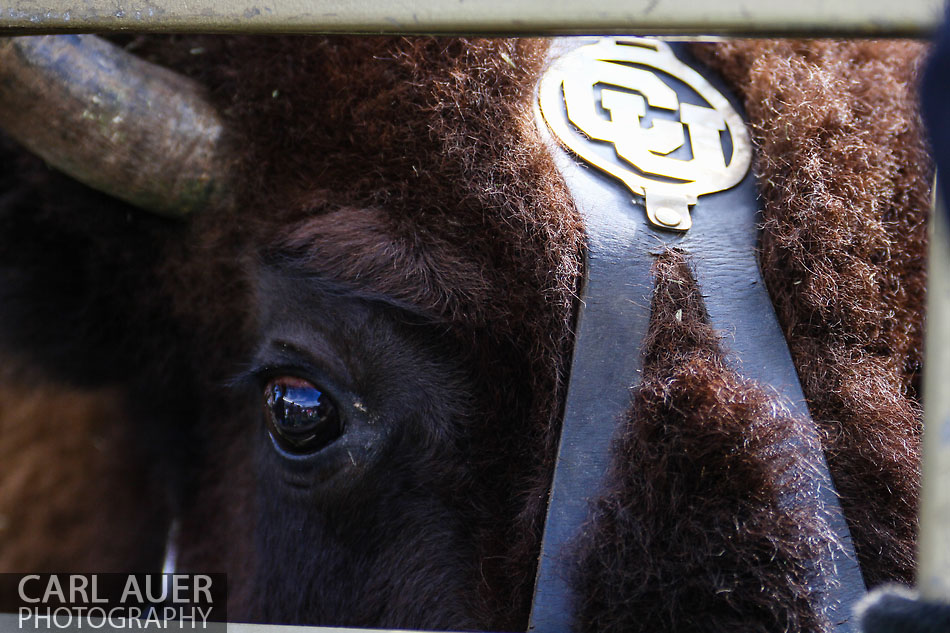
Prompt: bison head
<box><xmin>0</xmin><ymin>35</ymin><xmax>584</xmax><ymax>630</ymax></box>
<box><xmin>0</xmin><ymin>33</ymin><xmax>930</xmax><ymax>633</ymax></box>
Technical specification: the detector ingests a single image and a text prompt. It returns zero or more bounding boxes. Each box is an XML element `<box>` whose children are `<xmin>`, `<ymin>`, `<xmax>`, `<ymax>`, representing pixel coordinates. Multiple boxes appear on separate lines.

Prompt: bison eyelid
<box><xmin>254</xmin><ymin>337</ymin><xmax>354</xmax><ymax>388</ymax></box>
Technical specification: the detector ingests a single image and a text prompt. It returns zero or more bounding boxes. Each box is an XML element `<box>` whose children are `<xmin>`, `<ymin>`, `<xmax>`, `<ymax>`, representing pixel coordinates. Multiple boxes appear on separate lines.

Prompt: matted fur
<box><xmin>695</xmin><ymin>40</ymin><xmax>931</xmax><ymax>587</ymax></box>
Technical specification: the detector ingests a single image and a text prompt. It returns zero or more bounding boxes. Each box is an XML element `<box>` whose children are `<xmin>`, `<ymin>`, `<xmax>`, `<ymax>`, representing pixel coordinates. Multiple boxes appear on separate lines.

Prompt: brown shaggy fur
<box><xmin>571</xmin><ymin>251</ymin><xmax>829</xmax><ymax>633</ymax></box>
<box><xmin>695</xmin><ymin>40</ymin><xmax>932</xmax><ymax>587</ymax></box>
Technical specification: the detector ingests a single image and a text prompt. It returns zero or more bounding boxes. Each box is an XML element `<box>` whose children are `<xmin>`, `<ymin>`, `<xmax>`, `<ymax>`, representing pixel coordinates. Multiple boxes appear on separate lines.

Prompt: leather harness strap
<box><xmin>528</xmin><ymin>37</ymin><xmax>866</xmax><ymax>632</ymax></box>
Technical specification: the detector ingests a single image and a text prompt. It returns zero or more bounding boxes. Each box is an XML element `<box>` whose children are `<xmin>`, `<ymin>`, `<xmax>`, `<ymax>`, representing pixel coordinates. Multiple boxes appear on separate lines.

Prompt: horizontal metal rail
<box><xmin>0</xmin><ymin>0</ymin><xmax>944</xmax><ymax>36</ymax></box>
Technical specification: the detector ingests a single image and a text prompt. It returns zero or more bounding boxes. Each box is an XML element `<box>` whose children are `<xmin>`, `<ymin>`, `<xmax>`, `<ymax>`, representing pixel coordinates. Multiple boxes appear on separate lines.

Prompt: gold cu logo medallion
<box><xmin>539</xmin><ymin>38</ymin><xmax>752</xmax><ymax>232</ymax></box>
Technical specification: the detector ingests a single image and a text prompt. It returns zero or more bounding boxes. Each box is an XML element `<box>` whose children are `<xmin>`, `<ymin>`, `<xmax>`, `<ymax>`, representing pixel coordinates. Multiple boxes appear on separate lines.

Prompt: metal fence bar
<box><xmin>0</xmin><ymin>0</ymin><xmax>944</xmax><ymax>36</ymax></box>
<box><xmin>919</xmin><ymin>182</ymin><xmax>950</xmax><ymax>602</ymax></box>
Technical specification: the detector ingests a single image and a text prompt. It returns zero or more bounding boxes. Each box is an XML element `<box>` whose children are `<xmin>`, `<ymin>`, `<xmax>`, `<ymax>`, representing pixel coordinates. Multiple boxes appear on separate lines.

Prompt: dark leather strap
<box><xmin>528</xmin><ymin>37</ymin><xmax>865</xmax><ymax>633</ymax></box>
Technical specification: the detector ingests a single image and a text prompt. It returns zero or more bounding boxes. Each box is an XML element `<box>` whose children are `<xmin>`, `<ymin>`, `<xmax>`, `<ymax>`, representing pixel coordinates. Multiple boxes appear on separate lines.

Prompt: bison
<box><xmin>0</xmin><ymin>34</ymin><xmax>931</xmax><ymax>632</ymax></box>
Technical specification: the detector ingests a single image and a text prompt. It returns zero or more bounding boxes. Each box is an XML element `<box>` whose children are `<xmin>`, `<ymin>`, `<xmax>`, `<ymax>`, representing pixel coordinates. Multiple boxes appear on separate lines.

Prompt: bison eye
<box><xmin>264</xmin><ymin>377</ymin><xmax>342</xmax><ymax>454</ymax></box>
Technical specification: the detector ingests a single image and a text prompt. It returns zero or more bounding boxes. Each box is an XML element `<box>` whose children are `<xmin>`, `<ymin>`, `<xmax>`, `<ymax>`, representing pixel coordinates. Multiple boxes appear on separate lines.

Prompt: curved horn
<box><xmin>0</xmin><ymin>35</ymin><xmax>232</xmax><ymax>217</ymax></box>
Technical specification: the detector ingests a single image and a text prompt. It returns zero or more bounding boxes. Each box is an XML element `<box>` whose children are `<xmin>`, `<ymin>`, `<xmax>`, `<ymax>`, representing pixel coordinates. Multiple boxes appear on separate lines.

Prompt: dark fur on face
<box><xmin>238</xmin><ymin>265</ymin><xmax>480</xmax><ymax>628</ymax></box>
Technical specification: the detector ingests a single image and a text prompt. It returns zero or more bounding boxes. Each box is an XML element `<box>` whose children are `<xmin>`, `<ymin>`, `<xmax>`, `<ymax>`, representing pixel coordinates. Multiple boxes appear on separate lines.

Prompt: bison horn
<box><xmin>0</xmin><ymin>35</ymin><xmax>232</xmax><ymax>217</ymax></box>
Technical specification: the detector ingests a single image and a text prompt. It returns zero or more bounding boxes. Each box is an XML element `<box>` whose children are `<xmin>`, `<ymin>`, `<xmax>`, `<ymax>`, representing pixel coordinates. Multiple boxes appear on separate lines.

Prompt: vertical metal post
<box><xmin>919</xmin><ymin>182</ymin><xmax>950</xmax><ymax>601</ymax></box>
